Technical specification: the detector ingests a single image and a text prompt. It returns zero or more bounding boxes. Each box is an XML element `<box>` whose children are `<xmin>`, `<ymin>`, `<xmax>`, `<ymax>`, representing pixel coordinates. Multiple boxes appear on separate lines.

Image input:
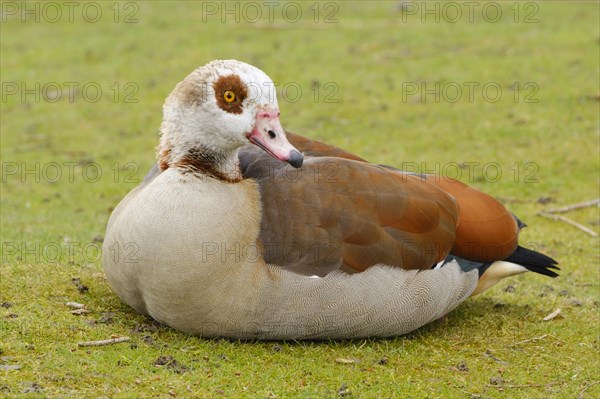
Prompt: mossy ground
<box><xmin>1</xmin><ymin>1</ymin><xmax>598</xmax><ymax>398</ymax></box>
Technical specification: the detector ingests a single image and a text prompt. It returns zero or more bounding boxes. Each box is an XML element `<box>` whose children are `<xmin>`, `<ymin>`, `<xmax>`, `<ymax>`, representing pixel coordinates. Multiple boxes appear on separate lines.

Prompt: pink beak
<box><xmin>246</xmin><ymin>108</ymin><xmax>304</xmax><ymax>168</ymax></box>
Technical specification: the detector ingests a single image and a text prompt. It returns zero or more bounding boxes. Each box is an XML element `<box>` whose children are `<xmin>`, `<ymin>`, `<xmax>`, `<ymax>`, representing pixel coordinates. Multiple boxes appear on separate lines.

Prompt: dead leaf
<box><xmin>543</xmin><ymin>308</ymin><xmax>562</xmax><ymax>321</ymax></box>
<box><xmin>335</xmin><ymin>358</ymin><xmax>358</xmax><ymax>364</ymax></box>
<box><xmin>154</xmin><ymin>355</ymin><xmax>187</xmax><ymax>373</ymax></box>
<box><xmin>21</xmin><ymin>382</ymin><xmax>42</xmax><ymax>393</ymax></box>
<box><xmin>0</xmin><ymin>364</ymin><xmax>21</xmax><ymax>371</ymax></box>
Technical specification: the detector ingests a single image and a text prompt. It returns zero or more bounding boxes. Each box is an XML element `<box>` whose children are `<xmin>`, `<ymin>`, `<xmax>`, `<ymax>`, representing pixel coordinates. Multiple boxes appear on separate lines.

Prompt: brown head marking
<box><xmin>176</xmin><ymin>78</ymin><xmax>209</xmax><ymax>107</ymax></box>
<box><xmin>213</xmin><ymin>74</ymin><xmax>248</xmax><ymax>114</ymax></box>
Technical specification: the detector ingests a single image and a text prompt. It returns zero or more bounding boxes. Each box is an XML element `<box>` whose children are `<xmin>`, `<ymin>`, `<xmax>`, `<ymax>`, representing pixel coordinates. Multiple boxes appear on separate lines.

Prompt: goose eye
<box><xmin>223</xmin><ymin>91</ymin><xmax>236</xmax><ymax>103</ymax></box>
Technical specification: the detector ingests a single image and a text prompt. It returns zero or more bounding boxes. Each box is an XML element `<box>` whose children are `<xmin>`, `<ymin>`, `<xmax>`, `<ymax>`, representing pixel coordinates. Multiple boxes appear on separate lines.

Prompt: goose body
<box><xmin>103</xmin><ymin>60</ymin><xmax>558</xmax><ymax>339</ymax></box>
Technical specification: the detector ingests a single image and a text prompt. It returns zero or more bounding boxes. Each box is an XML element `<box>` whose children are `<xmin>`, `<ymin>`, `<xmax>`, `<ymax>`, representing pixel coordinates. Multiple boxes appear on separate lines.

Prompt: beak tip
<box><xmin>288</xmin><ymin>150</ymin><xmax>304</xmax><ymax>168</ymax></box>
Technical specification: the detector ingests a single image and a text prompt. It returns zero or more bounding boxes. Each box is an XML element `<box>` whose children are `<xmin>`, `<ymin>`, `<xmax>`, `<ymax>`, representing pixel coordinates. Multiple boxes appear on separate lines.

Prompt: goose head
<box><xmin>157</xmin><ymin>60</ymin><xmax>303</xmax><ymax>180</ymax></box>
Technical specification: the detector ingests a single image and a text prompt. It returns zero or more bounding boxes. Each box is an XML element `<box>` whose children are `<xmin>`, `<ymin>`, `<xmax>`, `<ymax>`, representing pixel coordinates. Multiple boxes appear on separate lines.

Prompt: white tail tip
<box><xmin>471</xmin><ymin>261</ymin><xmax>529</xmax><ymax>296</ymax></box>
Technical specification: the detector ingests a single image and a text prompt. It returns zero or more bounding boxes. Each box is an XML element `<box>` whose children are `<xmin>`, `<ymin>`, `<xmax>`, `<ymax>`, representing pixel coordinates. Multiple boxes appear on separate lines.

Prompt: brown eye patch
<box><xmin>213</xmin><ymin>74</ymin><xmax>248</xmax><ymax>114</ymax></box>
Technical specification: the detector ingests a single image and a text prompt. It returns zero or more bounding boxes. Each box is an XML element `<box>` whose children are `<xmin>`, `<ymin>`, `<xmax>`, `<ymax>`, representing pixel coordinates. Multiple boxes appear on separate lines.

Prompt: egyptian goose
<box><xmin>103</xmin><ymin>60</ymin><xmax>558</xmax><ymax>339</ymax></box>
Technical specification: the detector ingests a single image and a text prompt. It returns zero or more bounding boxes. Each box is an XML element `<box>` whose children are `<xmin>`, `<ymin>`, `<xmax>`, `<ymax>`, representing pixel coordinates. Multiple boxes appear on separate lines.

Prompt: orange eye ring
<box><xmin>223</xmin><ymin>90</ymin><xmax>236</xmax><ymax>103</ymax></box>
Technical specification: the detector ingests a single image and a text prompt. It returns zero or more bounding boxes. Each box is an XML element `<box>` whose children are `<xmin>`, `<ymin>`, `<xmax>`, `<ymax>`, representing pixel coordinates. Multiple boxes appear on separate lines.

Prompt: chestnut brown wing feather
<box><xmin>240</xmin><ymin>146</ymin><xmax>459</xmax><ymax>276</ymax></box>
<box><xmin>283</xmin><ymin>132</ymin><xmax>520</xmax><ymax>263</ymax></box>
<box><xmin>425</xmin><ymin>177</ymin><xmax>519</xmax><ymax>261</ymax></box>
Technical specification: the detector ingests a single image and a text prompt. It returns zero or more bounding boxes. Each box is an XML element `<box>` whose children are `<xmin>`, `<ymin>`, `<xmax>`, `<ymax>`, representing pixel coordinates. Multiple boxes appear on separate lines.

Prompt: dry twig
<box><xmin>545</xmin><ymin>199</ymin><xmax>599</xmax><ymax>214</ymax></box>
<box><xmin>78</xmin><ymin>337</ymin><xmax>130</xmax><ymax>347</ymax></box>
<box><xmin>511</xmin><ymin>334</ymin><xmax>548</xmax><ymax>346</ymax></box>
<box><xmin>486</xmin><ymin>381</ymin><xmax>558</xmax><ymax>389</ymax></box>
<box><xmin>578</xmin><ymin>381</ymin><xmax>600</xmax><ymax>398</ymax></box>
<box><xmin>538</xmin><ymin>211</ymin><xmax>597</xmax><ymax>237</ymax></box>
<box><xmin>537</xmin><ymin>198</ymin><xmax>599</xmax><ymax>236</ymax></box>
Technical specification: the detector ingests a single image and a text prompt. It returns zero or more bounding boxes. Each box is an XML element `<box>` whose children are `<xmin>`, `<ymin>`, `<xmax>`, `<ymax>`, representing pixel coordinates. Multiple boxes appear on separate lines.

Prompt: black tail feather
<box><xmin>503</xmin><ymin>246</ymin><xmax>560</xmax><ymax>278</ymax></box>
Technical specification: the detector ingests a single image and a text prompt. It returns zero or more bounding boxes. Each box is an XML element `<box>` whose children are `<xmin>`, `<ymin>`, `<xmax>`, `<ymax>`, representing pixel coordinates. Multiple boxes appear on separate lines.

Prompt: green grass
<box><xmin>1</xmin><ymin>1</ymin><xmax>599</xmax><ymax>398</ymax></box>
